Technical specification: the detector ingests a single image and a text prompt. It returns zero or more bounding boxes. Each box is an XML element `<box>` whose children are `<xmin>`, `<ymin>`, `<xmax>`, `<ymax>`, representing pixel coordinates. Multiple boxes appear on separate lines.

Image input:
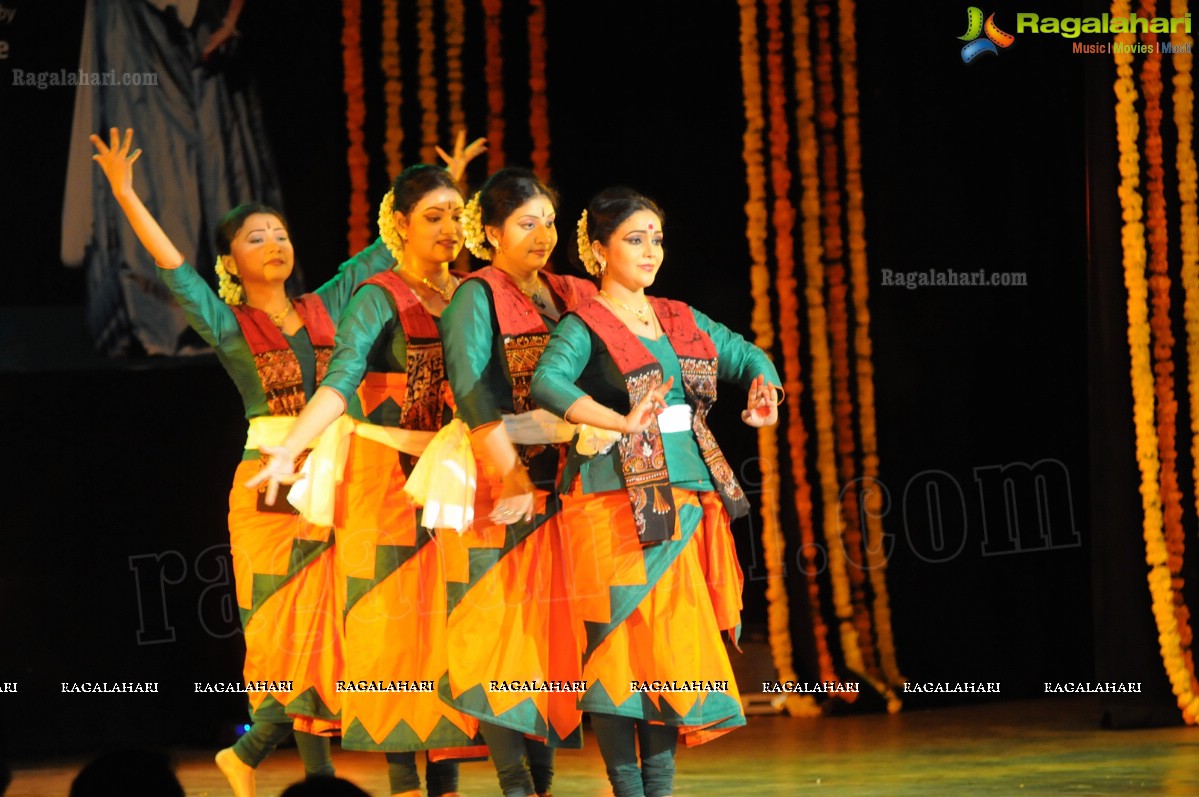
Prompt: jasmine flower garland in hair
<box><xmin>462</xmin><ymin>191</ymin><xmax>491</xmax><ymax>260</ymax></box>
<box><xmin>576</xmin><ymin>209</ymin><xmax>600</xmax><ymax>276</ymax></box>
<box><xmin>377</xmin><ymin>189</ymin><xmax>405</xmax><ymax>263</ymax></box>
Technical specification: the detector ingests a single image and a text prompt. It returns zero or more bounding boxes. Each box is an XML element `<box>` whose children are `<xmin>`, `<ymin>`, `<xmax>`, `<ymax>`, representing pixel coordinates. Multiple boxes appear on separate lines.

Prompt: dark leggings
<box><xmin>589</xmin><ymin>713</ymin><xmax>678</xmax><ymax>797</ymax></box>
<box><xmin>384</xmin><ymin>751</ymin><xmax>460</xmax><ymax>795</ymax></box>
<box><xmin>232</xmin><ymin>721</ymin><xmax>334</xmax><ymax>777</ymax></box>
<box><xmin>478</xmin><ymin>721</ymin><xmax>553</xmax><ymax>797</ymax></box>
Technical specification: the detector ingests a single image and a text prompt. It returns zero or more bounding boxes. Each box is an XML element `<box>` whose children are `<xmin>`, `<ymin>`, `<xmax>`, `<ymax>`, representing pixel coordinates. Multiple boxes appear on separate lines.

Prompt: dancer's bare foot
<box><xmin>215</xmin><ymin>747</ymin><xmax>256</xmax><ymax>797</ymax></box>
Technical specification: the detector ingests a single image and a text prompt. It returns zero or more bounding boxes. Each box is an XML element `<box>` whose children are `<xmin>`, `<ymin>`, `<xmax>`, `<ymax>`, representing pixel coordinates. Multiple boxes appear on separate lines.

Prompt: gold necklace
<box><xmin>404</xmin><ymin>269</ymin><xmax>456</xmax><ymax>302</ymax></box>
<box><xmin>263</xmin><ymin>300</ymin><xmax>293</xmax><ymax>329</ymax></box>
<box><xmin>600</xmin><ymin>290</ymin><xmax>651</xmax><ymax>324</ymax></box>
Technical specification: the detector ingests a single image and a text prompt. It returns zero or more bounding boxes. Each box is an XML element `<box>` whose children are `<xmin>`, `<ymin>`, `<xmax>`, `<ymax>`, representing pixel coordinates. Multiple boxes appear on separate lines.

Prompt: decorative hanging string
<box><xmin>342</xmin><ymin>0</ymin><xmax>369</xmax><ymax>253</ymax></box>
<box><xmin>787</xmin><ymin>0</ymin><xmax>848</xmax><ymax>691</ymax></box>
<box><xmin>740</xmin><ymin>0</ymin><xmax>820</xmax><ymax>716</ymax></box>
<box><xmin>483</xmin><ymin>0</ymin><xmax>506</xmax><ymax>171</ymax></box>
<box><xmin>446</xmin><ymin>0</ymin><xmax>467</xmax><ymax>144</ymax></box>
<box><xmin>1139</xmin><ymin>0</ymin><xmax>1199</xmax><ymax>701</ymax></box>
<box><xmin>381</xmin><ymin>0</ymin><xmax>402</xmax><ymax>182</ymax></box>
<box><xmin>417</xmin><ymin>0</ymin><xmax>439</xmax><ymax>165</ymax></box>
<box><xmin>528</xmin><ymin>0</ymin><xmax>551</xmax><ymax>180</ymax></box>
<box><xmin>836</xmin><ymin>0</ymin><xmax>904</xmax><ymax>693</ymax></box>
<box><xmin>812</xmin><ymin>0</ymin><xmax>882</xmax><ymax>691</ymax></box>
<box><xmin>1111</xmin><ymin>0</ymin><xmax>1199</xmax><ymax>723</ymax></box>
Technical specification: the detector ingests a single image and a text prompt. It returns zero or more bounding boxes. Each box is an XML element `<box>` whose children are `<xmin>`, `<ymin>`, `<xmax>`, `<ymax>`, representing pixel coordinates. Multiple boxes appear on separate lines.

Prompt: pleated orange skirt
<box><xmin>558</xmin><ymin>486</ymin><xmax>746</xmax><ymax>746</ymax></box>
<box><xmin>334</xmin><ymin>435</ymin><xmax>485</xmax><ymax>754</ymax></box>
<box><xmin>229</xmin><ymin>459</ymin><xmax>344</xmax><ymax>733</ymax></box>
<box><xmin>438</xmin><ymin>458</ymin><xmax>583</xmax><ymax>747</ymax></box>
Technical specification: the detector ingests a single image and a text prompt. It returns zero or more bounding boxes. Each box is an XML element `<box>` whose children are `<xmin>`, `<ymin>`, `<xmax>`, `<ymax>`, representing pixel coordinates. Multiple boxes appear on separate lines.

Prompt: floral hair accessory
<box><xmin>461</xmin><ymin>191</ymin><xmax>492</xmax><ymax>261</ymax></box>
<box><xmin>377</xmin><ymin>188</ymin><xmax>405</xmax><ymax>263</ymax></box>
<box><xmin>215</xmin><ymin>256</ymin><xmax>244</xmax><ymax>305</ymax></box>
<box><xmin>576</xmin><ymin>209</ymin><xmax>601</xmax><ymax>276</ymax></box>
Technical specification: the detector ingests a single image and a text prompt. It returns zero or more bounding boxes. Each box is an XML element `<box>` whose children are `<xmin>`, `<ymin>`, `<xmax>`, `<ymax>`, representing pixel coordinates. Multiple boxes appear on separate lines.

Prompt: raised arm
<box><xmin>436</xmin><ymin>129</ymin><xmax>487</xmax><ymax>187</ymax></box>
<box><xmin>90</xmin><ymin>128</ymin><xmax>185</xmax><ymax>268</ymax></box>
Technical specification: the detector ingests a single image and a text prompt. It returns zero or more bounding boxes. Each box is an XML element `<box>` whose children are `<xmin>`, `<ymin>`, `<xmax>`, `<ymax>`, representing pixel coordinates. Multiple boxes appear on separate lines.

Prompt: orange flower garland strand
<box><xmin>1139</xmin><ymin>0</ymin><xmax>1199</xmax><ymax>698</ymax></box>
<box><xmin>1174</xmin><ymin>1</ymin><xmax>1199</xmax><ymax>612</ymax></box>
<box><xmin>381</xmin><ymin>0</ymin><xmax>402</xmax><ymax>182</ymax></box>
<box><xmin>1111</xmin><ymin>0</ymin><xmax>1199</xmax><ymax>723</ymax></box>
<box><xmin>811</xmin><ymin>0</ymin><xmax>882</xmax><ymax>688</ymax></box>
<box><xmin>739</xmin><ymin>0</ymin><xmax>821</xmax><ymax>716</ymax></box>
<box><xmin>483</xmin><ymin>0</ymin><xmax>506</xmax><ymax>171</ymax></box>
<box><xmin>836</xmin><ymin>0</ymin><xmax>904</xmax><ymax>693</ymax></box>
<box><xmin>791</xmin><ymin>0</ymin><xmax>873</xmax><ymax>689</ymax></box>
<box><xmin>342</xmin><ymin>0</ymin><xmax>369</xmax><ymax>253</ymax></box>
<box><xmin>416</xmin><ymin>0</ymin><xmax>439</xmax><ymax>165</ymax></box>
<box><xmin>528</xmin><ymin>0</ymin><xmax>551</xmax><ymax>180</ymax></box>
<box><xmin>446</xmin><ymin>0</ymin><xmax>467</xmax><ymax>145</ymax></box>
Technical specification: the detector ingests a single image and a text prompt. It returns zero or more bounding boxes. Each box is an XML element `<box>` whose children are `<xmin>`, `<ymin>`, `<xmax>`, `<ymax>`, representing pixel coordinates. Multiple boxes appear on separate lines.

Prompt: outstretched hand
<box><xmin>624</xmin><ymin>376</ymin><xmax>674</xmax><ymax>435</ymax></box>
<box><xmin>244</xmin><ymin>446</ymin><xmax>302</xmax><ymax>507</ymax></box>
<box><xmin>741</xmin><ymin>374</ymin><xmax>779</xmax><ymax>427</ymax></box>
<box><xmin>437</xmin><ymin>130</ymin><xmax>487</xmax><ymax>183</ymax></box>
<box><xmin>90</xmin><ymin>127</ymin><xmax>142</xmax><ymax>199</ymax></box>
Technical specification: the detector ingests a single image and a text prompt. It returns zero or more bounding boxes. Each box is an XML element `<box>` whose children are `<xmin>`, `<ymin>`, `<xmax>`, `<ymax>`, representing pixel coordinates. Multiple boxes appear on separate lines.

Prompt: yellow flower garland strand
<box><xmin>1111</xmin><ymin>0</ymin><xmax>1199</xmax><ymax>723</ymax></box>
<box><xmin>739</xmin><ymin>0</ymin><xmax>818</xmax><ymax>717</ymax></box>
<box><xmin>837</xmin><ymin>0</ymin><xmax>905</xmax><ymax>696</ymax></box>
<box><xmin>342</xmin><ymin>0</ymin><xmax>369</xmax><ymax>253</ymax></box>
<box><xmin>381</xmin><ymin>0</ymin><xmax>402</xmax><ymax>182</ymax></box>
<box><xmin>528</xmin><ymin>0</ymin><xmax>551</xmax><ymax>180</ymax></box>
<box><xmin>417</xmin><ymin>0</ymin><xmax>439</xmax><ymax>165</ymax></box>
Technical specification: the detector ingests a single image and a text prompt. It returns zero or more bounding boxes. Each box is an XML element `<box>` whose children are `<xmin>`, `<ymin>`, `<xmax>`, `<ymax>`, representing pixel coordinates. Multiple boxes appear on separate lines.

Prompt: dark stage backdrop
<box><xmin>0</xmin><ymin>0</ymin><xmax>1109</xmax><ymax>756</ymax></box>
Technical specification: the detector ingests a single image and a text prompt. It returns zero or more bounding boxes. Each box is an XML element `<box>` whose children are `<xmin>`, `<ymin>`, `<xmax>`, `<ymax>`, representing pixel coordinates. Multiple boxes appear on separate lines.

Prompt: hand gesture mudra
<box><xmin>741</xmin><ymin>374</ymin><xmax>779</xmax><ymax>427</ymax></box>
<box><xmin>623</xmin><ymin>376</ymin><xmax>675</xmax><ymax>435</ymax></box>
<box><xmin>437</xmin><ymin>129</ymin><xmax>488</xmax><ymax>184</ymax></box>
<box><xmin>243</xmin><ymin>446</ymin><xmax>303</xmax><ymax>507</ymax></box>
<box><xmin>90</xmin><ymin>127</ymin><xmax>141</xmax><ymax>198</ymax></box>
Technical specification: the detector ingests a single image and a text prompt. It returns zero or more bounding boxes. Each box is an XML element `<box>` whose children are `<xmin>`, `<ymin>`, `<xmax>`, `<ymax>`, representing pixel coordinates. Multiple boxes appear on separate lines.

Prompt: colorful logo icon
<box><xmin>959</xmin><ymin>7</ymin><xmax>1015</xmax><ymax>63</ymax></box>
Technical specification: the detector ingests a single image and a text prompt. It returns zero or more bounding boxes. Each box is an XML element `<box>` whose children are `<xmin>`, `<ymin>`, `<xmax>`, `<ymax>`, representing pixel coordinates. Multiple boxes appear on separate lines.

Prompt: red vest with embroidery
<box><xmin>232</xmin><ymin>294</ymin><xmax>337</xmax><ymax>417</ymax></box>
<box><xmin>470</xmin><ymin>267</ymin><xmax>597</xmax><ymax>463</ymax></box>
<box><xmin>355</xmin><ymin>270</ymin><xmax>457</xmax><ymax>431</ymax></box>
<box><xmin>573</xmin><ymin>296</ymin><xmax>749</xmax><ymax>544</ymax></box>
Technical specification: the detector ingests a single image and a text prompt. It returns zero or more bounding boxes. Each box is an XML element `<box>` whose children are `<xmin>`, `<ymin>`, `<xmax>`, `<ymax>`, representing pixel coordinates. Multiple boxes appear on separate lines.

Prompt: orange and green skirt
<box><xmin>230</xmin><ymin>458</ymin><xmax>344</xmax><ymax>734</ymax></box>
<box><xmin>438</xmin><ymin>459</ymin><xmax>583</xmax><ymax>747</ymax></box>
<box><xmin>558</xmin><ymin>486</ymin><xmax>746</xmax><ymax>747</ymax></box>
<box><xmin>334</xmin><ymin>434</ymin><xmax>485</xmax><ymax>755</ymax></box>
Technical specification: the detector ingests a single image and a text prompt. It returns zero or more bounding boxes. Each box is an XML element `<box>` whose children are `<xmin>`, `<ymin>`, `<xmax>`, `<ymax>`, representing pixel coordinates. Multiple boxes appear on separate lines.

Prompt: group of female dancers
<box><xmin>91</xmin><ymin>126</ymin><xmax>781</xmax><ymax>797</ymax></box>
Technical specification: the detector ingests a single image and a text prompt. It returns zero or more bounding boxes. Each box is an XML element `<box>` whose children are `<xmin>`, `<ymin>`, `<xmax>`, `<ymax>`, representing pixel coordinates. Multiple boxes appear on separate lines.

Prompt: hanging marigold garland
<box><xmin>740</xmin><ymin>0</ymin><xmax>821</xmax><ymax>716</ymax></box>
<box><xmin>528</xmin><ymin>0</ymin><xmax>551</xmax><ymax>180</ymax></box>
<box><xmin>1111</xmin><ymin>0</ymin><xmax>1199</xmax><ymax>723</ymax></box>
<box><xmin>1175</xmin><ymin>2</ymin><xmax>1199</xmax><ymax>620</ymax></box>
<box><xmin>416</xmin><ymin>0</ymin><xmax>439</xmax><ymax>165</ymax></box>
<box><xmin>811</xmin><ymin>0</ymin><xmax>882</xmax><ymax>690</ymax></box>
<box><xmin>1138</xmin><ymin>0</ymin><xmax>1199</xmax><ymax>700</ymax></box>
<box><xmin>836</xmin><ymin>0</ymin><xmax>904</xmax><ymax>694</ymax></box>
<box><xmin>342</xmin><ymin>0</ymin><xmax>369</xmax><ymax>253</ymax></box>
<box><xmin>483</xmin><ymin>0</ymin><xmax>506</xmax><ymax>171</ymax></box>
<box><xmin>446</xmin><ymin>0</ymin><xmax>467</xmax><ymax>143</ymax></box>
<box><xmin>381</xmin><ymin>0</ymin><xmax>402</xmax><ymax>182</ymax></box>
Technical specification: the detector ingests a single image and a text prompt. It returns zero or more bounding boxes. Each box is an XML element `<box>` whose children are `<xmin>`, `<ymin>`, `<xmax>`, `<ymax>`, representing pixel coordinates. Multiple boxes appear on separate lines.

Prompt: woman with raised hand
<box><xmin>530</xmin><ymin>187</ymin><xmax>781</xmax><ymax>797</ymax></box>
<box><xmin>90</xmin><ymin>127</ymin><xmax>477</xmax><ymax>797</ymax></box>
<box><xmin>432</xmin><ymin>167</ymin><xmax>596</xmax><ymax>797</ymax></box>
<box><xmin>247</xmin><ymin>157</ymin><xmax>488</xmax><ymax>797</ymax></box>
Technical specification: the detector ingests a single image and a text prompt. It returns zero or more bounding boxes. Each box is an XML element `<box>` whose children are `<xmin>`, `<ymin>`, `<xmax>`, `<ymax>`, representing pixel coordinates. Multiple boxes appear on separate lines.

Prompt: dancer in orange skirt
<box><xmin>531</xmin><ymin>187</ymin><xmax>781</xmax><ymax>797</ymax></box>
<box><xmin>248</xmin><ymin>151</ymin><xmax>492</xmax><ymax>797</ymax></box>
<box><xmin>91</xmin><ymin>128</ymin><xmax>396</xmax><ymax>796</ymax></box>
<box><xmin>434</xmin><ymin>167</ymin><xmax>596</xmax><ymax>797</ymax></box>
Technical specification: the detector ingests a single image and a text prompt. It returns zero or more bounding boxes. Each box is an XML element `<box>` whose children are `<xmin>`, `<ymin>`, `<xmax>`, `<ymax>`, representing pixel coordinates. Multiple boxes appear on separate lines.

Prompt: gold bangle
<box><xmin>771</xmin><ymin>384</ymin><xmax>785</xmax><ymax>405</ymax></box>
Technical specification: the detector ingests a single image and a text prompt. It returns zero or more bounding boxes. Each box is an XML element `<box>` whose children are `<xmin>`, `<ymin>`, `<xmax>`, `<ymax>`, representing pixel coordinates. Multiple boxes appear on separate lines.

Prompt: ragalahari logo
<box><xmin>959</xmin><ymin>7</ymin><xmax>1015</xmax><ymax>63</ymax></box>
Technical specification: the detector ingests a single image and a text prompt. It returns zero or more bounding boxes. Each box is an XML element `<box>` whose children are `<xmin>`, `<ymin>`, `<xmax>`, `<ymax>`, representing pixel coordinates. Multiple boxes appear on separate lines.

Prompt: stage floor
<box><xmin>8</xmin><ymin>697</ymin><xmax>1199</xmax><ymax>796</ymax></box>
